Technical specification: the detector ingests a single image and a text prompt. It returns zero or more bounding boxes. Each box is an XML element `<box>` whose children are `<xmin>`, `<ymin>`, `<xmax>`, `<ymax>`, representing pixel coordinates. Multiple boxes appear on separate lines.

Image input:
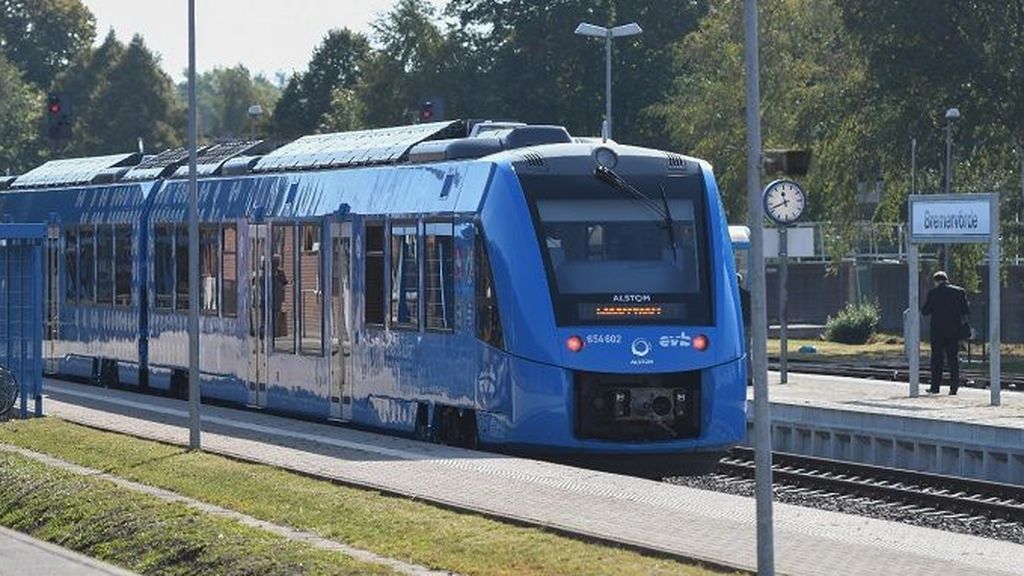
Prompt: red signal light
<box><xmin>692</xmin><ymin>334</ymin><xmax>709</xmax><ymax>351</ymax></box>
<box><xmin>566</xmin><ymin>335</ymin><xmax>584</xmax><ymax>353</ymax></box>
<box><xmin>49</xmin><ymin>102</ymin><xmax>61</xmax><ymax>114</ymax></box>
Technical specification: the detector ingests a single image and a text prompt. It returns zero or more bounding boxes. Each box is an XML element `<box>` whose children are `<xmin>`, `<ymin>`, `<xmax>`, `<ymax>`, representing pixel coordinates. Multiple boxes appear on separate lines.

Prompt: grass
<box><xmin>0</xmin><ymin>451</ymin><xmax>394</xmax><ymax>576</ymax></box>
<box><xmin>0</xmin><ymin>418</ymin><xmax>743</xmax><ymax>576</ymax></box>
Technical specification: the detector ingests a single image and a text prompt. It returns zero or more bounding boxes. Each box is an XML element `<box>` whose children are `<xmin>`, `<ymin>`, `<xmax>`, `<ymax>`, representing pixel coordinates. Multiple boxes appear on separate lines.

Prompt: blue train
<box><xmin>0</xmin><ymin>120</ymin><xmax>746</xmax><ymax>472</ymax></box>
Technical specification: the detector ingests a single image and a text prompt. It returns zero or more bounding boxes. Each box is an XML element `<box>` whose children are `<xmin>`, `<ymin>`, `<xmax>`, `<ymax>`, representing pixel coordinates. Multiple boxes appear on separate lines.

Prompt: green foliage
<box><xmin>358</xmin><ymin>0</ymin><xmax>447</xmax><ymax>127</ymax></box>
<box><xmin>187</xmin><ymin>65</ymin><xmax>280</xmax><ymax>141</ymax></box>
<box><xmin>823</xmin><ymin>301</ymin><xmax>881</xmax><ymax>344</ymax></box>
<box><xmin>53</xmin><ymin>32</ymin><xmax>183</xmax><ymax>155</ymax></box>
<box><xmin>0</xmin><ymin>52</ymin><xmax>44</xmax><ymax>173</ymax></box>
<box><xmin>0</xmin><ymin>0</ymin><xmax>95</xmax><ymax>88</ymax></box>
<box><xmin>272</xmin><ymin>29</ymin><xmax>370</xmax><ymax>137</ymax></box>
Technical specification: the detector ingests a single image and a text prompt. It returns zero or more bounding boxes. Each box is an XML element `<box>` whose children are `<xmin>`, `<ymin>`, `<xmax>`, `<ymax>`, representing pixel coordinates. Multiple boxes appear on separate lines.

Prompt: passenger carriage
<box><xmin>0</xmin><ymin>120</ymin><xmax>747</xmax><ymax>471</ymax></box>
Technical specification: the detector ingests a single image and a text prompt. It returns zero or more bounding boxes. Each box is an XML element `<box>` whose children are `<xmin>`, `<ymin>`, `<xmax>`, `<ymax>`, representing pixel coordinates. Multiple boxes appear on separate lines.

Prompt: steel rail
<box><xmin>723</xmin><ymin>447</ymin><xmax>1024</xmax><ymax>524</ymax></box>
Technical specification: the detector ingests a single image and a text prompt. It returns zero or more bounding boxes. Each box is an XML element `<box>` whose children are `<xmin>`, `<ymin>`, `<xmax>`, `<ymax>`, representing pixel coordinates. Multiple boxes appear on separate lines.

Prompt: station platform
<box><xmin>749</xmin><ymin>373</ymin><xmax>1024</xmax><ymax>484</ymax></box>
<box><xmin>27</xmin><ymin>378</ymin><xmax>1024</xmax><ymax>576</ymax></box>
<box><xmin>0</xmin><ymin>525</ymin><xmax>135</xmax><ymax>576</ymax></box>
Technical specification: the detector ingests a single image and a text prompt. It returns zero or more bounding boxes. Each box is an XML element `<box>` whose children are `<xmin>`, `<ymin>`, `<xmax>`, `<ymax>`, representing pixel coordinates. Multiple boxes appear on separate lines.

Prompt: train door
<box><xmin>329</xmin><ymin>221</ymin><xmax>353</xmax><ymax>420</ymax></box>
<box><xmin>247</xmin><ymin>223</ymin><xmax>269</xmax><ymax>407</ymax></box>
<box><xmin>44</xmin><ymin>224</ymin><xmax>60</xmax><ymax>374</ymax></box>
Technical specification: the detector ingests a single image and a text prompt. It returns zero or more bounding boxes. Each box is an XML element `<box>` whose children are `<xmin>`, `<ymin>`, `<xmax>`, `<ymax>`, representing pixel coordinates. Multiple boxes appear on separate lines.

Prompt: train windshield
<box><xmin>521</xmin><ymin>172</ymin><xmax>711</xmax><ymax>326</ymax></box>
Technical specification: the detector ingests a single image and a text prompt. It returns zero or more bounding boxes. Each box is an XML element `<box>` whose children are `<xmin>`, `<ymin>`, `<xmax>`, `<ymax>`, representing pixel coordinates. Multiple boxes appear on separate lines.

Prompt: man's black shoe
<box><xmin>927</xmin><ymin>387</ymin><xmax>940</xmax><ymax>394</ymax></box>
<box><xmin>949</xmin><ymin>388</ymin><xmax>958</xmax><ymax>395</ymax></box>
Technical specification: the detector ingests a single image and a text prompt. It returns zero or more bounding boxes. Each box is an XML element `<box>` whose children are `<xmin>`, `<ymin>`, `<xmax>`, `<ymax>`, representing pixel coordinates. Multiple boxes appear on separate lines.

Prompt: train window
<box><xmin>175</xmin><ymin>224</ymin><xmax>189</xmax><ymax>310</ymax></box>
<box><xmin>271</xmin><ymin>223</ymin><xmax>296</xmax><ymax>353</ymax></box>
<box><xmin>424</xmin><ymin>221</ymin><xmax>454</xmax><ymax>331</ymax></box>
<box><xmin>96</xmin><ymin>226</ymin><xmax>114</xmax><ymax>305</ymax></box>
<box><xmin>64</xmin><ymin>228</ymin><xmax>78</xmax><ymax>303</ymax></box>
<box><xmin>222</xmin><ymin>225</ymin><xmax>238</xmax><ymax>317</ymax></box>
<box><xmin>114</xmin><ymin>225</ymin><xmax>132</xmax><ymax>306</ymax></box>
<box><xmin>200</xmin><ymin>225</ymin><xmax>219</xmax><ymax>314</ymax></box>
<box><xmin>364</xmin><ymin>223</ymin><xmax>385</xmax><ymax>326</ymax></box>
<box><xmin>299</xmin><ymin>223</ymin><xmax>323</xmax><ymax>355</ymax></box>
<box><xmin>154</xmin><ymin>224</ymin><xmax>174</xmax><ymax>310</ymax></box>
<box><xmin>390</xmin><ymin>222</ymin><xmax>419</xmax><ymax>329</ymax></box>
<box><xmin>78</xmin><ymin>226</ymin><xmax>96</xmax><ymax>304</ymax></box>
<box><xmin>475</xmin><ymin>231</ymin><xmax>503</xmax><ymax>348</ymax></box>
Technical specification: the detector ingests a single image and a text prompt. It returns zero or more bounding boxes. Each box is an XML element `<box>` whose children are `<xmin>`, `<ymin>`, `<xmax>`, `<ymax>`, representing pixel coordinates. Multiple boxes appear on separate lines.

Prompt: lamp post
<box><xmin>186</xmin><ymin>0</ymin><xmax>201</xmax><ymax>450</ymax></box>
<box><xmin>574</xmin><ymin>21</ymin><xmax>642</xmax><ymax>141</ymax></box>
<box><xmin>943</xmin><ymin>107</ymin><xmax>960</xmax><ymax>272</ymax></box>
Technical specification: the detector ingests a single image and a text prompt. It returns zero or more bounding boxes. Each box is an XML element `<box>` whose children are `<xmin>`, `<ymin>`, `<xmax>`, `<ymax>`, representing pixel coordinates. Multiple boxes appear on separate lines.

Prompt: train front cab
<box><xmin>474</xmin><ymin>144</ymin><xmax>748</xmax><ymax>464</ymax></box>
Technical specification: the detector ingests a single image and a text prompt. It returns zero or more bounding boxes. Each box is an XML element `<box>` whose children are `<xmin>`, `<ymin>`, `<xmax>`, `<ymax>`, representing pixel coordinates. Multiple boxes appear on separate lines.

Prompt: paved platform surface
<box><xmin>34</xmin><ymin>379</ymin><xmax>1024</xmax><ymax>576</ymax></box>
<box><xmin>754</xmin><ymin>372</ymin><xmax>1024</xmax><ymax>429</ymax></box>
<box><xmin>0</xmin><ymin>525</ymin><xmax>135</xmax><ymax>576</ymax></box>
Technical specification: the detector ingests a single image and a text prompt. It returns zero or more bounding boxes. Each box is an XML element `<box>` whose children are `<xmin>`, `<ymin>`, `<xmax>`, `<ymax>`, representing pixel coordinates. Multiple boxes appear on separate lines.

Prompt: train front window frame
<box><xmin>519</xmin><ymin>172</ymin><xmax>712</xmax><ymax>326</ymax></box>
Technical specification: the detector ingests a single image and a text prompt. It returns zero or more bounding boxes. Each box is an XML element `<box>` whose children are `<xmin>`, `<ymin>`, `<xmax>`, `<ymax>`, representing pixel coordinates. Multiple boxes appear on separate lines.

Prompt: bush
<box><xmin>823</xmin><ymin>301</ymin><xmax>880</xmax><ymax>344</ymax></box>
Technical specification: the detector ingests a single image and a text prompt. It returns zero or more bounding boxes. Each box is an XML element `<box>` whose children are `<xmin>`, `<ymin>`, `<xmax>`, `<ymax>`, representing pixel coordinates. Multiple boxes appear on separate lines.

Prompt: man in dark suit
<box><xmin>921</xmin><ymin>271</ymin><xmax>970</xmax><ymax>395</ymax></box>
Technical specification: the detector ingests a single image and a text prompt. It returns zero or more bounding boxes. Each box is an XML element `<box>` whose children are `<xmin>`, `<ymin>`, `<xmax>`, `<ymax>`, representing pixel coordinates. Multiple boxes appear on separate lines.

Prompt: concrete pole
<box><xmin>779</xmin><ymin>226</ymin><xmax>788</xmax><ymax>384</ymax></box>
<box><xmin>744</xmin><ymin>0</ymin><xmax>774</xmax><ymax>573</ymax></box>
<box><xmin>990</xmin><ymin>196</ymin><xmax>1001</xmax><ymax>406</ymax></box>
<box><xmin>187</xmin><ymin>0</ymin><xmax>201</xmax><ymax>450</ymax></box>
<box><xmin>908</xmin><ymin>243</ymin><xmax>919</xmax><ymax>397</ymax></box>
<box><xmin>605</xmin><ymin>31</ymin><xmax>613</xmax><ymax>140</ymax></box>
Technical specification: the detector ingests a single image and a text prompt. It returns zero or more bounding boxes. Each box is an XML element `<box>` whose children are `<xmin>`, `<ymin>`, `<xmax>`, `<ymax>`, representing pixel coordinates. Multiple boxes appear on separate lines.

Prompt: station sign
<box><xmin>908</xmin><ymin>194</ymin><xmax>995</xmax><ymax>244</ymax></box>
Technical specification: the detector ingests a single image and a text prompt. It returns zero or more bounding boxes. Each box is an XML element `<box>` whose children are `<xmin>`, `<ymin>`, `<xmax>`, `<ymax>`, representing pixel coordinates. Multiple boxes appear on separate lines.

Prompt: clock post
<box><xmin>762</xmin><ymin>177</ymin><xmax>808</xmax><ymax>384</ymax></box>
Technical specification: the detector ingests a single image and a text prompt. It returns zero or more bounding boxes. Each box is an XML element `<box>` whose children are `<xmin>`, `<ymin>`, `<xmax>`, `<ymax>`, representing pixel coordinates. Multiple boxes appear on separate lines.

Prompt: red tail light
<box><xmin>692</xmin><ymin>334</ymin><xmax>709</xmax><ymax>351</ymax></box>
<box><xmin>566</xmin><ymin>335</ymin><xmax>584</xmax><ymax>353</ymax></box>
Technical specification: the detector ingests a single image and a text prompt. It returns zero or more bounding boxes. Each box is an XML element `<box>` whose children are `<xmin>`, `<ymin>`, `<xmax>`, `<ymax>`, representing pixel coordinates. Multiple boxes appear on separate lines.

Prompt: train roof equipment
<box><xmin>170</xmin><ymin>140</ymin><xmax>266</xmax><ymax>178</ymax></box>
<box><xmin>11</xmin><ymin>153</ymin><xmax>141</xmax><ymax>189</ymax></box>
<box><xmin>253</xmin><ymin>120</ymin><xmax>466</xmax><ymax>172</ymax></box>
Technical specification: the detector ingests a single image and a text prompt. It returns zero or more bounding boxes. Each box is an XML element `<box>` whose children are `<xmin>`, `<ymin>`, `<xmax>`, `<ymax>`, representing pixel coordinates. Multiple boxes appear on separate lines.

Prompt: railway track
<box><xmin>771</xmin><ymin>359</ymin><xmax>1024</xmax><ymax>391</ymax></box>
<box><xmin>721</xmin><ymin>447</ymin><xmax>1024</xmax><ymax>525</ymax></box>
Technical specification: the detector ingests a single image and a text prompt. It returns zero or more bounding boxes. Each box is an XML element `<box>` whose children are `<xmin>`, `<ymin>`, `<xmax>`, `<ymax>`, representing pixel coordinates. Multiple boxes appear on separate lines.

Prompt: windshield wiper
<box><xmin>594</xmin><ymin>165</ymin><xmax>677</xmax><ymax>257</ymax></box>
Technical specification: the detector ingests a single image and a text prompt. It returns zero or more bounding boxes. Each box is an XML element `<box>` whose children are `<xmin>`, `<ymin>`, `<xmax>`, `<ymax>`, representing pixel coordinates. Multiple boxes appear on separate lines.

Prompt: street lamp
<box><xmin>944</xmin><ymin>107</ymin><xmax>960</xmax><ymax>196</ymax></box>
<box><xmin>574</xmin><ymin>21</ymin><xmax>642</xmax><ymax>141</ymax></box>
<box><xmin>943</xmin><ymin>107</ymin><xmax>960</xmax><ymax>271</ymax></box>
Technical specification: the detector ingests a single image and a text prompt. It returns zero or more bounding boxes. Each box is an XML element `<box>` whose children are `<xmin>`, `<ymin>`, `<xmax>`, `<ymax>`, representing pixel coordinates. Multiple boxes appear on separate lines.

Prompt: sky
<box><xmin>81</xmin><ymin>0</ymin><xmax>446</xmax><ymax>83</ymax></box>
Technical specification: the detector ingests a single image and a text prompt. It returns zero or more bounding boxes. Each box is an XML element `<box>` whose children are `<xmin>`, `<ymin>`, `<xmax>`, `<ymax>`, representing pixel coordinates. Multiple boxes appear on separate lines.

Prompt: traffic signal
<box><xmin>46</xmin><ymin>93</ymin><xmax>73</xmax><ymax>140</ymax></box>
<box><xmin>418</xmin><ymin>101</ymin><xmax>435</xmax><ymax>123</ymax></box>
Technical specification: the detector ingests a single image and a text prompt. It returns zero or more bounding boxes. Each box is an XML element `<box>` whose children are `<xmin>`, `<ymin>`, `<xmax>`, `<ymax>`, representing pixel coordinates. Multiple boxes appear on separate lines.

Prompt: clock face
<box><xmin>763</xmin><ymin>180</ymin><xmax>806</xmax><ymax>225</ymax></box>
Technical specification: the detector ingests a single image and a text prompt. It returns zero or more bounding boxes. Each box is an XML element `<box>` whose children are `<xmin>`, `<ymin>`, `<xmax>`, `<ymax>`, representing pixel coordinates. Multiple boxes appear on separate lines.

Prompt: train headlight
<box><xmin>566</xmin><ymin>335</ymin><xmax>584</xmax><ymax>353</ymax></box>
<box><xmin>593</xmin><ymin>146</ymin><xmax>618</xmax><ymax>169</ymax></box>
<box><xmin>692</xmin><ymin>334</ymin><xmax>709</xmax><ymax>351</ymax></box>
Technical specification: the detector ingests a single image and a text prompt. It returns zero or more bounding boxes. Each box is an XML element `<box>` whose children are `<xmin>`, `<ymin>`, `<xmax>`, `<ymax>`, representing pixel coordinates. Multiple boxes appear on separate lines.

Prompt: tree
<box><xmin>0</xmin><ymin>0</ymin><xmax>95</xmax><ymax>88</ymax></box>
<box><xmin>53</xmin><ymin>33</ymin><xmax>183</xmax><ymax>155</ymax></box>
<box><xmin>272</xmin><ymin>29</ymin><xmax>370</xmax><ymax>137</ymax></box>
<box><xmin>358</xmin><ymin>0</ymin><xmax>447</xmax><ymax>127</ymax></box>
<box><xmin>188</xmin><ymin>65</ymin><xmax>281</xmax><ymax>141</ymax></box>
<box><xmin>0</xmin><ymin>52</ymin><xmax>43</xmax><ymax>173</ymax></box>
<box><xmin>444</xmin><ymin>0</ymin><xmax>707</xmax><ymax>144</ymax></box>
